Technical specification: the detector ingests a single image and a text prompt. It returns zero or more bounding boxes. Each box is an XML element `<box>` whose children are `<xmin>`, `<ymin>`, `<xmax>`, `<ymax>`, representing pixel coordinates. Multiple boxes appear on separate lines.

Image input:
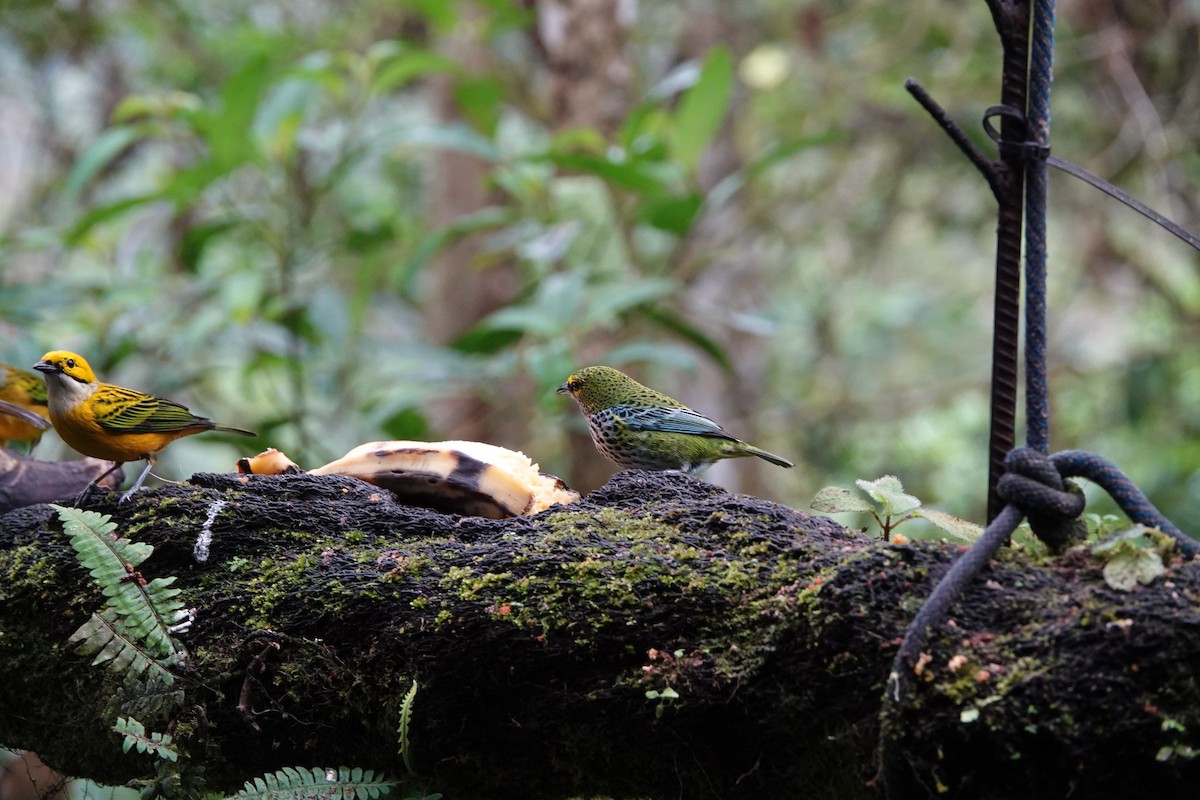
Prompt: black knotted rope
<box><xmin>889</xmin><ymin>444</ymin><xmax>1198</xmax><ymax>704</ymax></box>
<box><xmin>1051</xmin><ymin>450</ymin><xmax>1198</xmax><ymax>555</ymax></box>
<box><xmin>996</xmin><ymin>447</ymin><xmax>1086</xmax><ymax>550</ymax></box>
<box><xmin>886</xmin><ymin>3</ymin><xmax>1200</xmax><ymax>793</ymax></box>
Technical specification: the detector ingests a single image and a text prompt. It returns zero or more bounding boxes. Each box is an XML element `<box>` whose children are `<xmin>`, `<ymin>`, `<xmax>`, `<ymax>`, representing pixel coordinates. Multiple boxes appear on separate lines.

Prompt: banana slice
<box><xmin>239</xmin><ymin>441</ymin><xmax>579</xmax><ymax>519</ymax></box>
<box><xmin>236</xmin><ymin>448</ymin><xmax>303</xmax><ymax>476</ymax></box>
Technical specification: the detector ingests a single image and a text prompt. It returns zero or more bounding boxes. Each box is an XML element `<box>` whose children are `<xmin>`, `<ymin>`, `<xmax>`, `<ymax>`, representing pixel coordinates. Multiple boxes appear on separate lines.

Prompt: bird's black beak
<box><xmin>556</xmin><ymin>383</ymin><xmax>569</xmax><ymax>395</ymax></box>
<box><xmin>32</xmin><ymin>360</ymin><xmax>59</xmax><ymax>375</ymax></box>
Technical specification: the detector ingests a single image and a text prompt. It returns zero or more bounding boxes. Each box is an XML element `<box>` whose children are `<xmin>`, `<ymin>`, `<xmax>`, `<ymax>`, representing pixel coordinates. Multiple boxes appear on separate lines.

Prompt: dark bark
<box><xmin>0</xmin><ymin>471</ymin><xmax>1198</xmax><ymax>799</ymax></box>
<box><xmin>0</xmin><ymin>450</ymin><xmax>123</xmax><ymax>512</ymax></box>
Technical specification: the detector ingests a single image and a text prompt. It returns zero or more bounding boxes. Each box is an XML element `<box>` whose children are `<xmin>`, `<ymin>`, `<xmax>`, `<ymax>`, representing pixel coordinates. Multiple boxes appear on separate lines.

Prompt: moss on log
<box><xmin>1</xmin><ymin>470</ymin><xmax>1198</xmax><ymax>800</ymax></box>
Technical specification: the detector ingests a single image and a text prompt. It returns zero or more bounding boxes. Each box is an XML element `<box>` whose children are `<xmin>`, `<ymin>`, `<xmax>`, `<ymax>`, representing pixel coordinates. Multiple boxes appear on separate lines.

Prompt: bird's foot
<box><xmin>70</xmin><ymin>461</ymin><xmax>124</xmax><ymax>507</ymax></box>
<box><xmin>118</xmin><ymin>461</ymin><xmax>156</xmax><ymax>503</ymax></box>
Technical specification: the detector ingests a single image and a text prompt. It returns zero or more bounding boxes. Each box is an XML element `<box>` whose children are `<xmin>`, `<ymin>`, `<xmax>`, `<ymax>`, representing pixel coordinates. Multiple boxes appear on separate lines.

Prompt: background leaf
<box><xmin>667</xmin><ymin>46</ymin><xmax>734</xmax><ymax>171</ymax></box>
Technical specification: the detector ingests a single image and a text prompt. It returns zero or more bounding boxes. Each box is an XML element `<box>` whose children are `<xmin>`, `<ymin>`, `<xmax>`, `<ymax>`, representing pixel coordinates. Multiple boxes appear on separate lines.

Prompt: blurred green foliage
<box><xmin>1</xmin><ymin>0</ymin><xmax>1198</xmax><ymax>531</ymax></box>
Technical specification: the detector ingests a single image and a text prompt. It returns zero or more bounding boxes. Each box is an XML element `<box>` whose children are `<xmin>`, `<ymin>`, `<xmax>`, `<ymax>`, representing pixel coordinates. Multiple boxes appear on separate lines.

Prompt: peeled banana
<box><xmin>237</xmin><ymin>441</ymin><xmax>579</xmax><ymax>519</ymax></box>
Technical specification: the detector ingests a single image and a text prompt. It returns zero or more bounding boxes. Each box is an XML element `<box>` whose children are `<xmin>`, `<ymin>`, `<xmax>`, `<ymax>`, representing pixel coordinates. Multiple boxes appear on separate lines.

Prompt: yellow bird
<box><xmin>33</xmin><ymin>350</ymin><xmax>256</xmax><ymax>502</ymax></box>
<box><xmin>0</xmin><ymin>361</ymin><xmax>52</xmax><ymax>447</ymax></box>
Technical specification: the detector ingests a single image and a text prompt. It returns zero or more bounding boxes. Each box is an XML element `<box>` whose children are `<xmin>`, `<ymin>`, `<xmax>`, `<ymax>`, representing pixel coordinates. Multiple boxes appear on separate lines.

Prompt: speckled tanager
<box><xmin>557</xmin><ymin>365</ymin><xmax>794</xmax><ymax>473</ymax></box>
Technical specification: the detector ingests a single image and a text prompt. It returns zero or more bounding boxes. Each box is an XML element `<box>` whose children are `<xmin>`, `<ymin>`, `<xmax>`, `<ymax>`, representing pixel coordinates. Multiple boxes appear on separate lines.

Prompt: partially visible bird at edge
<box><xmin>34</xmin><ymin>350</ymin><xmax>256</xmax><ymax>503</ymax></box>
<box><xmin>557</xmin><ymin>365</ymin><xmax>794</xmax><ymax>473</ymax></box>
<box><xmin>0</xmin><ymin>361</ymin><xmax>52</xmax><ymax>448</ymax></box>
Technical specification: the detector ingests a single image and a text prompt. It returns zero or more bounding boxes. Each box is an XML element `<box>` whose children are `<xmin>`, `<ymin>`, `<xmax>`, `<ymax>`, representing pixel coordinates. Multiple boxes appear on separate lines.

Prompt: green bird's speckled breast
<box><xmin>585</xmin><ymin>406</ymin><xmax>736</xmax><ymax>472</ymax></box>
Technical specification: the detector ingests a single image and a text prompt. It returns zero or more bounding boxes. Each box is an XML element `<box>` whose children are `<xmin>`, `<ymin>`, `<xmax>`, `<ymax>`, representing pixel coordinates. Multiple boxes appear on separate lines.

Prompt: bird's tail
<box><xmin>741</xmin><ymin>444</ymin><xmax>794</xmax><ymax>469</ymax></box>
<box><xmin>214</xmin><ymin>424</ymin><xmax>257</xmax><ymax>437</ymax></box>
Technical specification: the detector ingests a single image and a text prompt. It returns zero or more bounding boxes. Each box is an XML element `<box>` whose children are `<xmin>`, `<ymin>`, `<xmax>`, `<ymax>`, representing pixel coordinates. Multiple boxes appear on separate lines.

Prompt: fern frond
<box><xmin>231</xmin><ymin>767</ymin><xmax>401</xmax><ymax>800</ymax></box>
<box><xmin>397</xmin><ymin>681</ymin><xmax>419</xmax><ymax>775</ymax></box>
<box><xmin>107</xmin><ymin>575</ymin><xmax>191</xmax><ymax>657</ymax></box>
<box><xmin>69</xmin><ymin>609</ymin><xmax>184</xmax><ymax>685</ymax></box>
<box><xmin>113</xmin><ymin>716</ymin><xmax>178</xmax><ymax>762</ymax></box>
<box><xmin>54</xmin><ymin>505</ymin><xmax>190</xmax><ymax>664</ymax></box>
<box><xmin>54</xmin><ymin>505</ymin><xmax>152</xmax><ymax>575</ymax></box>
<box><xmin>117</xmin><ymin>664</ymin><xmax>187</xmax><ymax>718</ymax></box>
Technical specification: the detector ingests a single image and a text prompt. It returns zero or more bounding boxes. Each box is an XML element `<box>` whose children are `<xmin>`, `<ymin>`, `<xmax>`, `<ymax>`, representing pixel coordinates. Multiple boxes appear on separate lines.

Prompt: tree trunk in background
<box><xmin>536</xmin><ymin>0</ymin><xmax>634</xmax><ymax>492</ymax></box>
<box><xmin>672</xmin><ymin>13</ymin><xmax>782</xmax><ymax>498</ymax></box>
<box><xmin>537</xmin><ymin>0</ymin><xmax>634</xmax><ymax>138</ymax></box>
<box><xmin>424</xmin><ymin>8</ymin><xmax>522</xmax><ymax>447</ymax></box>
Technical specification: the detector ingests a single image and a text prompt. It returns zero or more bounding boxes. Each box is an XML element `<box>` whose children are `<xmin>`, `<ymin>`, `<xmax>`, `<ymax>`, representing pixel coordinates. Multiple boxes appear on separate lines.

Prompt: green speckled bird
<box><xmin>557</xmin><ymin>365</ymin><xmax>794</xmax><ymax>473</ymax></box>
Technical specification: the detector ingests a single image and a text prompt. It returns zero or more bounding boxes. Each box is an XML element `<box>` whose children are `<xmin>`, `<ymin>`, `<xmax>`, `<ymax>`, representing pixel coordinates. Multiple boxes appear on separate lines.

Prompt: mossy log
<box><xmin>1</xmin><ymin>470</ymin><xmax>1198</xmax><ymax>800</ymax></box>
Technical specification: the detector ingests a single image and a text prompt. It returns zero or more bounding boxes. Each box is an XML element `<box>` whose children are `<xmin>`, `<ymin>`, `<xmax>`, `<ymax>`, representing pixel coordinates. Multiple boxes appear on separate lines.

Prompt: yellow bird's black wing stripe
<box><xmin>2</xmin><ymin>365</ymin><xmax>48</xmax><ymax>405</ymax></box>
<box><xmin>15</xmin><ymin>370</ymin><xmax>48</xmax><ymax>405</ymax></box>
<box><xmin>92</xmin><ymin>387</ymin><xmax>211</xmax><ymax>434</ymax></box>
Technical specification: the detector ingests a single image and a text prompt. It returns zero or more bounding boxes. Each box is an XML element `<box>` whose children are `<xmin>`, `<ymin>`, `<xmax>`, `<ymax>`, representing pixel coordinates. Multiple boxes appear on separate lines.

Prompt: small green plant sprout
<box><xmin>645</xmin><ymin>686</ymin><xmax>680</xmax><ymax>720</ymax></box>
<box><xmin>1085</xmin><ymin>513</ymin><xmax>1128</xmax><ymax>540</ymax></box>
<box><xmin>1090</xmin><ymin>524</ymin><xmax>1174</xmax><ymax>591</ymax></box>
<box><xmin>113</xmin><ymin>716</ymin><xmax>178</xmax><ymax>762</ymax></box>
<box><xmin>810</xmin><ymin>475</ymin><xmax>982</xmax><ymax>543</ymax></box>
<box><xmin>1156</xmin><ymin>718</ymin><xmax>1198</xmax><ymax>762</ymax></box>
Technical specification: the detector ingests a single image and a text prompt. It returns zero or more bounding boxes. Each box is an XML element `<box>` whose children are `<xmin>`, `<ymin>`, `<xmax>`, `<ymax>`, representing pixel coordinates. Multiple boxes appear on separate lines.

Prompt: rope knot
<box><xmin>997</xmin><ymin>447</ymin><xmax>1087</xmax><ymax>551</ymax></box>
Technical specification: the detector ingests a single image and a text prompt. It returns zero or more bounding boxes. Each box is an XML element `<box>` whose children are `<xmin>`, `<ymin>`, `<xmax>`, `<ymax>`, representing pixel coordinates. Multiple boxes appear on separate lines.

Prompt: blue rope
<box><xmin>1024</xmin><ymin>0</ymin><xmax>1056</xmax><ymax>453</ymax></box>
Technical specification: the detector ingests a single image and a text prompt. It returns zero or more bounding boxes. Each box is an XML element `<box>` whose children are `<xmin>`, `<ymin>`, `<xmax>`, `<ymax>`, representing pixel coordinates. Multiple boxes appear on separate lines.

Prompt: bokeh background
<box><xmin>2</xmin><ymin>0</ymin><xmax>1198</xmax><ymax>530</ymax></box>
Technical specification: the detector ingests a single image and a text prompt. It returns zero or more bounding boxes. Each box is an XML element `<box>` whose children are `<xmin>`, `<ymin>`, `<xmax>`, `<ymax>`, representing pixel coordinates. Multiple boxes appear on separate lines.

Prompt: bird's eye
<box><xmin>66</xmin><ymin>358</ymin><xmax>76</xmax><ymax>369</ymax></box>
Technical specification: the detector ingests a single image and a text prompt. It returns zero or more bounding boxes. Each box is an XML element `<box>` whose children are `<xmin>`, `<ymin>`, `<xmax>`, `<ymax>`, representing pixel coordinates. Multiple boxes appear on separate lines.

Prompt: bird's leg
<box><xmin>74</xmin><ymin>461</ymin><xmax>124</xmax><ymax>506</ymax></box>
<box><xmin>119</xmin><ymin>459</ymin><xmax>156</xmax><ymax>503</ymax></box>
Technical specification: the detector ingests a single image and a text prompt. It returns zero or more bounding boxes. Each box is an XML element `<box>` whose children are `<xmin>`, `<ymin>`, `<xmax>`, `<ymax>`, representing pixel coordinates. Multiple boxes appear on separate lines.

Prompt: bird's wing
<box><xmin>93</xmin><ymin>387</ymin><xmax>208</xmax><ymax>433</ymax></box>
<box><xmin>614</xmin><ymin>405</ymin><xmax>736</xmax><ymax>439</ymax></box>
<box><xmin>15</xmin><ymin>371</ymin><xmax>48</xmax><ymax>405</ymax></box>
<box><xmin>1</xmin><ymin>366</ymin><xmax>48</xmax><ymax>406</ymax></box>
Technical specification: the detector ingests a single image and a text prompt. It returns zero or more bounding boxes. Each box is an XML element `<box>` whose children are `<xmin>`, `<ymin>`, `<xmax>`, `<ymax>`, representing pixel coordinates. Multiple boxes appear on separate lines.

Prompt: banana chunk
<box><xmin>236</xmin><ymin>447</ymin><xmax>303</xmax><ymax>476</ymax></box>
<box><xmin>240</xmin><ymin>441</ymin><xmax>579</xmax><ymax>519</ymax></box>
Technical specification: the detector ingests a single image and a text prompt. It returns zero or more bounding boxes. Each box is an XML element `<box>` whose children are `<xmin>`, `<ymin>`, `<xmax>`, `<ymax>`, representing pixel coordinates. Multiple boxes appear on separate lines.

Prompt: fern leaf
<box><xmin>397</xmin><ymin>680</ymin><xmax>419</xmax><ymax>775</ymax></box>
<box><xmin>230</xmin><ymin>767</ymin><xmax>401</xmax><ymax>800</ymax></box>
<box><xmin>54</xmin><ymin>504</ymin><xmax>152</xmax><ymax>575</ymax></box>
<box><xmin>116</xmin><ymin>668</ymin><xmax>187</xmax><ymax>718</ymax></box>
<box><xmin>69</xmin><ymin>610</ymin><xmax>181</xmax><ymax>685</ymax></box>
<box><xmin>112</xmin><ymin>716</ymin><xmax>178</xmax><ymax>762</ymax></box>
<box><xmin>117</xmin><ymin>577</ymin><xmax>191</xmax><ymax>654</ymax></box>
<box><xmin>54</xmin><ymin>505</ymin><xmax>190</xmax><ymax>664</ymax></box>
